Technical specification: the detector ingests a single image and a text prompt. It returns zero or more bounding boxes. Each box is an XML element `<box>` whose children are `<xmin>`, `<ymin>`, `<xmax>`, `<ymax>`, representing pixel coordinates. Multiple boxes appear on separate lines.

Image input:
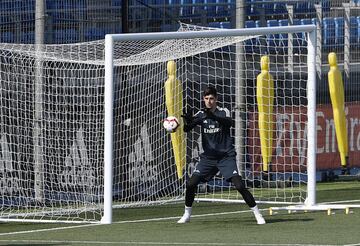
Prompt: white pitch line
<box><xmin>0</xmin><ymin>239</ymin><xmax>343</xmax><ymax>246</ymax></box>
<box><xmin>0</xmin><ymin>208</ymin><xmax>355</xmax><ymax>246</ymax></box>
<box><xmin>1</xmin><ymin>206</ymin><xmax>355</xmax><ymax>244</ymax></box>
<box><xmin>319</xmin><ymin>199</ymin><xmax>360</xmax><ymax>204</ymax></box>
<box><xmin>115</xmin><ymin>209</ymin><xmax>254</xmax><ymax>224</ymax></box>
<box><xmin>0</xmin><ymin>223</ymin><xmax>98</xmax><ymax>236</ymax></box>
<box><xmin>0</xmin><ymin>209</ymin><xmax>255</xmax><ymax>237</ymax></box>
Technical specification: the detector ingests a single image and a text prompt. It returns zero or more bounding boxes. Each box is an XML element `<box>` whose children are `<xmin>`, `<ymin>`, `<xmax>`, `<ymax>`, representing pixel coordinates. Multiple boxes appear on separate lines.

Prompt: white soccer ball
<box><xmin>163</xmin><ymin>116</ymin><xmax>179</xmax><ymax>133</ymax></box>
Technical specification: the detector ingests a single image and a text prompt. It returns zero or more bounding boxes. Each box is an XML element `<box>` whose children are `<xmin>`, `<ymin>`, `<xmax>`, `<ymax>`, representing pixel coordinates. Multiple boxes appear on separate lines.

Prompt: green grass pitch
<box><xmin>0</xmin><ymin>181</ymin><xmax>359</xmax><ymax>245</ymax></box>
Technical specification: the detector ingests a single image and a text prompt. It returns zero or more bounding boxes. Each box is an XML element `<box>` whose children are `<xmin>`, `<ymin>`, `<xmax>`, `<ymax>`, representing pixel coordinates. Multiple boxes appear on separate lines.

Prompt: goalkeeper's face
<box><xmin>203</xmin><ymin>94</ymin><xmax>217</xmax><ymax>110</ymax></box>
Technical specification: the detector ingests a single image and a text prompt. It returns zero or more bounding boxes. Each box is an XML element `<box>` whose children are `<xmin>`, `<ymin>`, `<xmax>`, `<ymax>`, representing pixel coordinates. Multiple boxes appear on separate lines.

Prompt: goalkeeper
<box><xmin>178</xmin><ymin>86</ymin><xmax>265</xmax><ymax>225</ymax></box>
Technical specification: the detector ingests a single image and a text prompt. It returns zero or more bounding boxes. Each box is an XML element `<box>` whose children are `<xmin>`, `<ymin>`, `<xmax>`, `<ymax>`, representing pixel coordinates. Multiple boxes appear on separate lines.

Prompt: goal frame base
<box><xmin>269</xmin><ymin>204</ymin><xmax>360</xmax><ymax>216</ymax></box>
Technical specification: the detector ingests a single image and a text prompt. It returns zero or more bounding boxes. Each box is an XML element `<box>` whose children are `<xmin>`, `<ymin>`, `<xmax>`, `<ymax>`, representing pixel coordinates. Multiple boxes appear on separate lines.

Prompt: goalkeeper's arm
<box><xmin>204</xmin><ymin>108</ymin><xmax>233</xmax><ymax>128</ymax></box>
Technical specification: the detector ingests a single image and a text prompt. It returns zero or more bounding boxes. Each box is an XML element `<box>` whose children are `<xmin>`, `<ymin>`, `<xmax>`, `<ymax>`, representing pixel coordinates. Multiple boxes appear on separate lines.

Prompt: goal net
<box><xmin>0</xmin><ymin>23</ymin><xmax>316</xmax><ymax>223</ymax></box>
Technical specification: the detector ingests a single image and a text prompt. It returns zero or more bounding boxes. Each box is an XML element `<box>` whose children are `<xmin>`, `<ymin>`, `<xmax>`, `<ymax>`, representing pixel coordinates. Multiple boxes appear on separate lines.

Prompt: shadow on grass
<box><xmin>192</xmin><ymin>216</ymin><xmax>314</xmax><ymax>225</ymax></box>
<box><xmin>262</xmin><ymin>217</ymin><xmax>314</xmax><ymax>224</ymax></box>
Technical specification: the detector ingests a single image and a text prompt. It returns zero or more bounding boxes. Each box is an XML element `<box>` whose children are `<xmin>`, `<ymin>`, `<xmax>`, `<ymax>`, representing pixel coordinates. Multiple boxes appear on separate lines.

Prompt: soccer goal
<box><xmin>104</xmin><ymin>23</ymin><xmax>319</xmax><ymax>222</ymax></box>
<box><xmin>1</xmin><ymin>22</ymin><xmax>344</xmax><ymax>224</ymax></box>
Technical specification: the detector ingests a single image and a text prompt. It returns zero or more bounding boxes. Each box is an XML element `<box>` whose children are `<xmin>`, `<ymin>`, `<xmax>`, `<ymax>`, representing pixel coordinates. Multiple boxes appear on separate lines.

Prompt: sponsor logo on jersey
<box><xmin>204</xmin><ymin>128</ymin><xmax>220</xmax><ymax>134</ymax></box>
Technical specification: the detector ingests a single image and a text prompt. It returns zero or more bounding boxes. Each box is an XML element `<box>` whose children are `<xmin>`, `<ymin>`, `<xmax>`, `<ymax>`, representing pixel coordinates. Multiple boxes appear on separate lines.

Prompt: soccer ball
<box><xmin>163</xmin><ymin>116</ymin><xmax>179</xmax><ymax>132</ymax></box>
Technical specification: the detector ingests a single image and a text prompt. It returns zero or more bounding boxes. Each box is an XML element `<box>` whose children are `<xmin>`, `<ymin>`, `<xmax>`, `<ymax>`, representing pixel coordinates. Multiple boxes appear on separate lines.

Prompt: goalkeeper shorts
<box><xmin>193</xmin><ymin>153</ymin><xmax>239</xmax><ymax>182</ymax></box>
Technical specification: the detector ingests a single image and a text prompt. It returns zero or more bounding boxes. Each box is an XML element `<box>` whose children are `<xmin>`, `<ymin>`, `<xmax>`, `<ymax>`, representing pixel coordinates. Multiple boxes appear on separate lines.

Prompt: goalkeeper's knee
<box><xmin>231</xmin><ymin>176</ymin><xmax>247</xmax><ymax>192</ymax></box>
<box><xmin>186</xmin><ymin>175</ymin><xmax>201</xmax><ymax>191</ymax></box>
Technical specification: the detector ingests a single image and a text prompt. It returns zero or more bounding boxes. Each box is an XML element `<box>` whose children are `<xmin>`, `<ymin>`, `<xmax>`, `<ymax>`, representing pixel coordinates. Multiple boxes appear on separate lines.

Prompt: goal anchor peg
<box><xmin>327</xmin><ymin>208</ymin><xmax>332</xmax><ymax>215</ymax></box>
<box><xmin>345</xmin><ymin>207</ymin><xmax>350</xmax><ymax>214</ymax></box>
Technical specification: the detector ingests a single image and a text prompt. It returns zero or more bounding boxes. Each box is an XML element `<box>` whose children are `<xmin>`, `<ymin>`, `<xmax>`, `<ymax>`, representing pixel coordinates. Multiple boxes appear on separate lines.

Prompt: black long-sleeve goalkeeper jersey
<box><xmin>184</xmin><ymin>106</ymin><xmax>235</xmax><ymax>159</ymax></box>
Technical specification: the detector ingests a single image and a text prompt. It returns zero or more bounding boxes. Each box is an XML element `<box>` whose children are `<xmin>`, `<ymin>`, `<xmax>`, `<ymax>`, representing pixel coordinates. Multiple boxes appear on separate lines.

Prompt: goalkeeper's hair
<box><xmin>203</xmin><ymin>86</ymin><xmax>217</xmax><ymax>97</ymax></box>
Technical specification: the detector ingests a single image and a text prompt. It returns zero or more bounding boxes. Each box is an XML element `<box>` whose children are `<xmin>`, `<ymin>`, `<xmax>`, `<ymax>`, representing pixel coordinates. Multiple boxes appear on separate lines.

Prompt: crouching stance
<box><xmin>178</xmin><ymin>86</ymin><xmax>265</xmax><ymax>225</ymax></box>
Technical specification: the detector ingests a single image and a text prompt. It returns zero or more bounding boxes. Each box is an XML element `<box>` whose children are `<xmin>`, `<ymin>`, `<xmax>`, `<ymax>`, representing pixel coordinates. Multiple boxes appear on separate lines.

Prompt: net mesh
<box><xmin>112</xmin><ymin>23</ymin><xmax>309</xmax><ymax>206</ymax></box>
<box><xmin>0</xmin><ymin>23</ymin><xmax>310</xmax><ymax>222</ymax></box>
<box><xmin>0</xmin><ymin>45</ymin><xmax>104</xmax><ymax>222</ymax></box>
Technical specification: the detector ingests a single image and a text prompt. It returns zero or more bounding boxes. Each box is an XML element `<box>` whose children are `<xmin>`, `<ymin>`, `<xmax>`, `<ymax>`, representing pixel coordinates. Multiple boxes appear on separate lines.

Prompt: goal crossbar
<box><xmin>107</xmin><ymin>25</ymin><xmax>316</xmax><ymax>41</ymax></box>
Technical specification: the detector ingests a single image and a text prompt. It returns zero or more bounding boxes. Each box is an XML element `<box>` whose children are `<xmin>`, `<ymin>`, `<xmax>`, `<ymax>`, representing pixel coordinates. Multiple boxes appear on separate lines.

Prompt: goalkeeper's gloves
<box><xmin>182</xmin><ymin>108</ymin><xmax>202</xmax><ymax>132</ymax></box>
<box><xmin>181</xmin><ymin>108</ymin><xmax>194</xmax><ymax>125</ymax></box>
